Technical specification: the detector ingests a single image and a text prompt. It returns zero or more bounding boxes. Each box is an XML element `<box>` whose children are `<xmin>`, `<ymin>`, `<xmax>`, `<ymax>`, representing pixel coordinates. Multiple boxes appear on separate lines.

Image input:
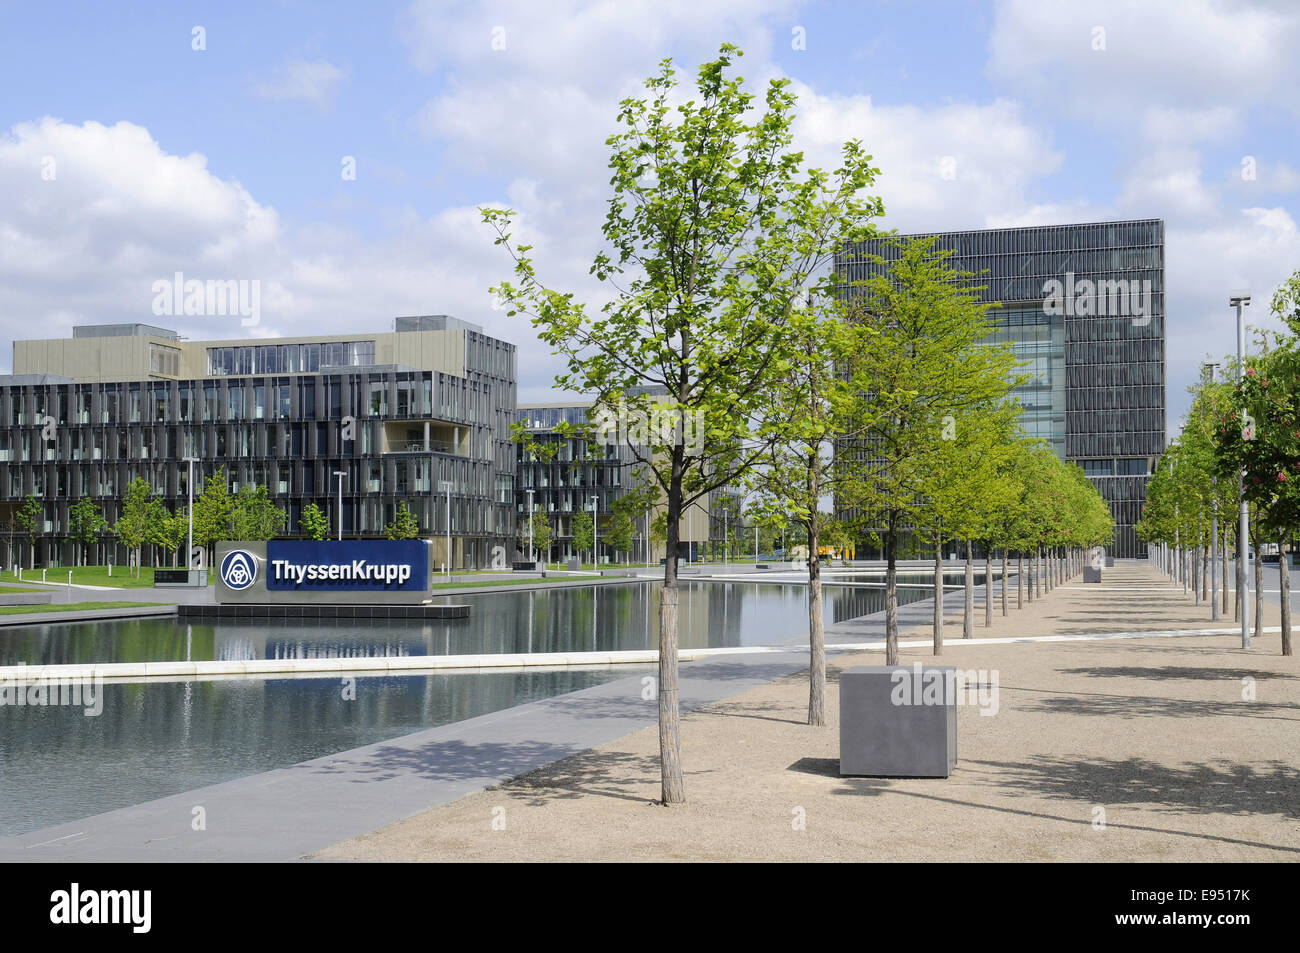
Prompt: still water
<box><xmin>0</xmin><ymin>577</ymin><xmax>954</xmax><ymax>666</ymax></box>
<box><xmin>0</xmin><ymin>577</ymin><xmax>960</xmax><ymax>836</ymax></box>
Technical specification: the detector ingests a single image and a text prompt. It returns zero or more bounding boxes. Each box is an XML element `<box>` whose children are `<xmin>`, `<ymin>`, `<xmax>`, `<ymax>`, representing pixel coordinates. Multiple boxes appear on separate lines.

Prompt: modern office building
<box><xmin>515</xmin><ymin>397</ymin><xmax>721</xmax><ymax>563</ymax></box>
<box><xmin>0</xmin><ymin>316</ymin><xmax>517</xmax><ymax>569</ymax></box>
<box><xmin>835</xmin><ymin>219</ymin><xmax>1166</xmax><ymax>558</ymax></box>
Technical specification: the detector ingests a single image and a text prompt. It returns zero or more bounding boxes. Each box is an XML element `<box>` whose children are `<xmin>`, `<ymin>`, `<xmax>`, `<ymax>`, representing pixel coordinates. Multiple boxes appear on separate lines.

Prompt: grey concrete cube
<box><xmin>839</xmin><ymin>665</ymin><xmax>958</xmax><ymax>778</ymax></box>
<box><xmin>1083</xmin><ymin>566</ymin><xmax>1102</xmax><ymax>583</ymax></box>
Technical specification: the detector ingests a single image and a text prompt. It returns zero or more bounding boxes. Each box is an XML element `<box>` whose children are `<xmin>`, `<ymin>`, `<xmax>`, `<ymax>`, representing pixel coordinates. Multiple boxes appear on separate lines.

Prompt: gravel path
<box><xmin>314</xmin><ymin>564</ymin><xmax>1299</xmax><ymax>862</ymax></box>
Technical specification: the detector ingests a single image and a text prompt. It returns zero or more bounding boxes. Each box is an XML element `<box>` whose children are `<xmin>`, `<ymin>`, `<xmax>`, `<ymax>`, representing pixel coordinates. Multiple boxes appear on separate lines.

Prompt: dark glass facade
<box><xmin>0</xmin><ymin>330</ymin><xmax>517</xmax><ymax>570</ymax></box>
<box><xmin>836</xmin><ymin>219</ymin><xmax>1166</xmax><ymax>558</ymax></box>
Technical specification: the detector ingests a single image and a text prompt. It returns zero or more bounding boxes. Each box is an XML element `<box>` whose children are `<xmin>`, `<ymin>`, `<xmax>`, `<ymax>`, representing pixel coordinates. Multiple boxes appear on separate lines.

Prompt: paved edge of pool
<box><xmin>0</xmin><ymin>605</ymin><xmax>177</xmax><ymax>627</ymax></box>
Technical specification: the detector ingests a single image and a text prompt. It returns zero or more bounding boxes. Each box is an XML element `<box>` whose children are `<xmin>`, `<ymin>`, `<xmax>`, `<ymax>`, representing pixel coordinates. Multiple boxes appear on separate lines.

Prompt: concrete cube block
<box><xmin>1083</xmin><ymin>566</ymin><xmax>1102</xmax><ymax>583</ymax></box>
<box><xmin>839</xmin><ymin>665</ymin><xmax>958</xmax><ymax>778</ymax></box>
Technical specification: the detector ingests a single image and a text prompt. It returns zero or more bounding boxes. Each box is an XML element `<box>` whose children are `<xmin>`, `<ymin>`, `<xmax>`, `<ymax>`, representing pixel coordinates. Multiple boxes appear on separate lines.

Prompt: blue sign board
<box><xmin>261</xmin><ymin>539</ymin><xmax>429</xmax><ymax>592</ymax></box>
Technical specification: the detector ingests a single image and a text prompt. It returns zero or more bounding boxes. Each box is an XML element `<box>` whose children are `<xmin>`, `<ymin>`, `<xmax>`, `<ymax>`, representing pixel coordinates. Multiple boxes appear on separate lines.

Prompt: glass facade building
<box><xmin>836</xmin><ymin>219</ymin><xmax>1166</xmax><ymax>558</ymax></box>
<box><xmin>0</xmin><ymin>321</ymin><xmax>517</xmax><ymax>570</ymax></box>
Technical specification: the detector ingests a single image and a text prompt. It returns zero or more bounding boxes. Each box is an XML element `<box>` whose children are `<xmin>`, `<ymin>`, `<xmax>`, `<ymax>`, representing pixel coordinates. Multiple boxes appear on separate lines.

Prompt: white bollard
<box><xmin>42</xmin><ymin>569</ymin><xmax>47</xmax><ymax>583</ymax></box>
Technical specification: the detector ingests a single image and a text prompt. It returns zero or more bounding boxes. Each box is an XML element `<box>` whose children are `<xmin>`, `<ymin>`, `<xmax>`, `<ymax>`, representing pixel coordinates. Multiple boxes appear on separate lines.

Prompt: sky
<box><xmin>1</xmin><ymin>0</ymin><xmax>1298</xmax><ymax>436</ymax></box>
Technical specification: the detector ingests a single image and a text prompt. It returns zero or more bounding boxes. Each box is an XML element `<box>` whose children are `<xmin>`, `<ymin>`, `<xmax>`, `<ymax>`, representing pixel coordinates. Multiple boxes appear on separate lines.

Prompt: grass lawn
<box><xmin>429</xmin><ymin>576</ymin><xmax>642</xmax><ymax>591</ymax></box>
<box><xmin>0</xmin><ymin>566</ymin><xmax>158</xmax><ymax>588</ymax></box>
<box><xmin>0</xmin><ymin>601</ymin><xmax>164</xmax><ymax>615</ymax></box>
<box><xmin>0</xmin><ymin>585</ymin><xmax>52</xmax><ymax>593</ymax></box>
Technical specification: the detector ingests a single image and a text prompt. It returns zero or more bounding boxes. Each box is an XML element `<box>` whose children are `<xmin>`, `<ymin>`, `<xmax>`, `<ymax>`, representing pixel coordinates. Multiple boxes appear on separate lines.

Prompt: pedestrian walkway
<box><xmin>3</xmin><ymin>560</ymin><xmax>1292</xmax><ymax>862</ymax></box>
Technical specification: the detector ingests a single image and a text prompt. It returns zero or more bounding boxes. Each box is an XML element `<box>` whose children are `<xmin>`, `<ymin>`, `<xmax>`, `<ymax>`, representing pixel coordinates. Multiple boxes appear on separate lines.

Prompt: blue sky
<box><xmin>2</xmin><ymin>1</ymin><xmax>1299</xmax><ymax>431</ymax></box>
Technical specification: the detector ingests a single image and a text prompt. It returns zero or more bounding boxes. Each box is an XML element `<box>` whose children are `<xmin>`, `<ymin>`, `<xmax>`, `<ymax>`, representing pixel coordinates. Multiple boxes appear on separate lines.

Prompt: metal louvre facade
<box><xmin>0</xmin><ymin>326</ymin><xmax>518</xmax><ymax>571</ymax></box>
<box><xmin>836</xmin><ymin>219</ymin><xmax>1166</xmax><ymax>558</ymax></box>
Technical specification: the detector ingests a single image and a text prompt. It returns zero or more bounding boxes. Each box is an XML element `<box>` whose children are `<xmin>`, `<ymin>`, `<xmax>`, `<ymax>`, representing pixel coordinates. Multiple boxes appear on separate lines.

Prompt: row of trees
<box><xmin>1137</xmin><ymin>268</ymin><xmax>1300</xmax><ymax>657</ymax></box>
<box><xmin>12</xmin><ymin>468</ymin><xmax>428</xmax><ymax>571</ymax></box>
<box><xmin>487</xmin><ymin>45</ymin><xmax>1114</xmax><ymax>803</ymax></box>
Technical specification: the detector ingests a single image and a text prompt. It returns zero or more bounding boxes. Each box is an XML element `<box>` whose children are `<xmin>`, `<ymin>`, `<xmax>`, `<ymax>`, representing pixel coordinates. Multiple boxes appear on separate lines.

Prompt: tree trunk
<box><xmin>962</xmin><ymin>539</ymin><xmax>973</xmax><ymax>639</ymax></box>
<box><xmin>933</xmin><ymin>539</ymin><xmax>943</xmax><ymax>655</ymax></box>
<box><xmin>1280</xmin><ymin>532</ymin><xmax>1292</xmax><ymax>657</ymax></box>
<box><xmin>1193</xmin><ymin>540</ymin><xmax>1201</xmax><ymax>606</ymax></box>
<box><xmin>1020</xmin><ymin>551</ymin><xmax>1028</xmax><ymax>605</ymax></box>
<box><xmin>807</xmin><ymin>513</ymin><xmax>826</xmax><ymax>726</ymax></box>
<box><xmin>1201</xmin><ymin>540</ymin><xmax>1208</xmax><ymax>603</ymax></box>
<box><xmin>1253</xmin><ymin>539</ymin><xmax>1263</xmax><ymax>642</ymax></box>
<box><xmin>1001</xmin><ymin>549</ymin><xmax>1008</xmax><ymax>616</ymax></box>
<box><xmin>657</xmin><ymin>455</ymin><xmax>686</xmax><ymax>805</ymax></box>
<box><xmin>885</xmin><ymin>512</ymin><xmax>900</xmax><ymax>666</ymax></box>
<box><xmin>1233</xmin><ymin>529</ymin><xmax>1241</xmax><ymax>621</ymax></box>
<box><xmin>1221</xmin><ymin>530</ymin><xmax>1229</xmax><ymax>621</ymax></box>
<box><xmin>984</xmin><ymin>548</ymin><xmax>992</xmax><ymax>627</ymax></box>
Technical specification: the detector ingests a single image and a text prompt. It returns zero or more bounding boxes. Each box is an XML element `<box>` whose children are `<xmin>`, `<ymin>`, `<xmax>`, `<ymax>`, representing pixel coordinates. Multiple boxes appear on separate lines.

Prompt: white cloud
<box><xmin>253</xmin><ymin>59</ymin><xmax>347</xmax><ymax>110</ymax></box>
<box><xmin>989</xmin><ymin>0</ymin><xmax>1300</xmax><ymax>122</ymax></box>
<box><xmin>0</xmin><ymin>117</ymin><xmax>569</xmax><ymax>392</ymax></box>
<box><xmin>789</xmin><ymin>85</ymin><xmax>1063</xmax><ymax>232</ymax></box>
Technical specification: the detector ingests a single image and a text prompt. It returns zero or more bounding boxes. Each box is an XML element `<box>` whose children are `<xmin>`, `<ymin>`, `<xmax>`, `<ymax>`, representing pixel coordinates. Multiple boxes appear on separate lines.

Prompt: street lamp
<box><xmin>333</xmin><ymin>470</ymin><xmax>347</xmax><ymax>541</ymax></box>
<box><xmin>1231</xmin><ymin>292</ymin><xmax>1252</xmax><ymax>648</ymax></box>
<box><xmin>182</xmin><ymin>456</ymin><xmax>199</xmax><ymax>571</ymax></box>
<box><xmin>526</xmin><ymin>488</ymin><xmax>535</xmax><ymax>563</ymax></box>
<box><xmin>439</xmin><ymin>480</ymin><xmax>453</xmax><ymax>577</ymax></box>
<box><xmin>589</xmin><ymin>494</ymin><xmax>599</xmax><ymax>567</ymax></box>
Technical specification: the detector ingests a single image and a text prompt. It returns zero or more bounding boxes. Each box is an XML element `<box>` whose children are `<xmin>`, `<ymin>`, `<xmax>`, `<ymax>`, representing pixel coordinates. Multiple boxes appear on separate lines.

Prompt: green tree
<box><xmin>838</xmin><ymin>235</ymin><xmax>1021</xmax><ymax>666</ymax></box>
<box><xmin>530</xmin><ymin>510</ymin><xmax>553</xmax><ymax>562</ymax></box>
<box><xmin>914</xmin><ymin>401</ymin><xmax>1023</xmax><ymax>651</ymax></box>
<box><xmin>114</xmin><ymin>478</ymin><xmax>157</xmax><ymax>576</ymax></box>
<box><xmin>152</xmin><ymin>504</ymin><xmax>188</xmax><ymax>567</ymax></box>
<box><xmin>752</xmin><ymin>292</ymin><xmax>888</xmax><ymax>725</ymax></box>
<box><xmin>484</xmin><ymin>45</ymin><xmax>882</xmax><ymax>801</ymax></box>
<box><xmin>16</xmin><ymin>494</ymin><xmax>42</xmax><ymax>570</ymax></box>
<box><xmin>192</xmin><ymin>467</ymin><xmax>233</xmax><ymax>565</ymax></box>
<box><xmin>230</xmin><ymin>484</ymin><xmax>287</xmax><ymax>541</ymax></box>
<box><xmin>570</xmin><ymin>511</ymin><xmax>595</xmax><ymax>563</ymax></box>
<box><xmin>605</xmin><ymin>497</ymin><xmax>638</xmax><ymax>561</ymax></box>
<box><xmin>299</xmin><ymin>502</ymin><xmax>330</xmax><ymax>541</ymax></box>
<box><xmin>384</xmin><ymin>501</ymin><xmax>421</xmax><ymax>540</ymax></box>
<box><xmin>68</xmin><ymin>497</ymin><xmax>109</xmax><ymax>567</ymax></box>
<box><xmin>1212</xmin><ymin>290</ymin><xmax>1300</xmax><ymax>656</ymax></box>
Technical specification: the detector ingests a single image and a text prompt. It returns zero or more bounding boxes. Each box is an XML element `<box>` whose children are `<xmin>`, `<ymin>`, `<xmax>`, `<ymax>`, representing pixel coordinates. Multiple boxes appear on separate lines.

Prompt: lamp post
<box><xmin>439</xmin><ymin>480</ymin><xmax>453</xmax><ymax>577</ymax></box>
<box><xmin>333</xmin><ymin>470</ymin><xmax>347</xmax><ymax>541</ymax></box>
<box><xmin>1231</xmin><ymin>292</ymin><xmax>1252</xmax><ymax>648</ymax></box>
<box><xmin>526</xmin><ymin>488</ymin><xmax>535</xmax><ymax>563</ymax></box>
<box><xmin>589</xmin><ymin>494</ymin><xmax>599</xmax><ymax>567</ymax></box>
<box><xmin>182</xmin><ymin>456</ymin><xmax>198</xmax><ymax>571</ymax></box>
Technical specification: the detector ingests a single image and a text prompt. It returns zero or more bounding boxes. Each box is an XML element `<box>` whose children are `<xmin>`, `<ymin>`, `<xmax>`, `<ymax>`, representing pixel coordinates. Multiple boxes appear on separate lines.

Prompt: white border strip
<box><xmin>0</xmin><ymin>624</ymin><xmax>1276</xmax><ymax>684</ymax></box>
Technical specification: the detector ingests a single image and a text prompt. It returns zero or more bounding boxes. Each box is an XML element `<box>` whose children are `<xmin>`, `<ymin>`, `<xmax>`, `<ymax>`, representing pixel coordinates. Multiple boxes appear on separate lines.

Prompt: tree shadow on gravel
<box><xmin>959</xmin><ymin>755</ymin><xmax>1300</xmax><ymax>819</ymax></box>
<box><xmin>1058</xmin><ymin>666</ymin><xmax>1295</xmax><ymax>682</ymax></box>
<box><xmin>1013</xmin><ymin>687</ymin><xmax>1300</xmax><ymax>722</ymax></box>
<box><xmin>494</xmin><ymin>748</ymin><xmax>667</xmax><ymax>806</ymax></box>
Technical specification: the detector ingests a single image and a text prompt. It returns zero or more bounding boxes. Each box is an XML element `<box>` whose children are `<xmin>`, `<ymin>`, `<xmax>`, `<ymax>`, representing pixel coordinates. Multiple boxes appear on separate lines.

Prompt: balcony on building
<box><xmin>381</xmin><ymin>419</ymin><xmax>469</xmax><ymax>456</ymax></box>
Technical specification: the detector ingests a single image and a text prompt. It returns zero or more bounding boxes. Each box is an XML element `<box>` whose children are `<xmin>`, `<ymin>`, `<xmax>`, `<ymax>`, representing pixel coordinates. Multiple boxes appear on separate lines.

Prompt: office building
<box><xmin>0</xmin><ymin>316</ymin><xmax>517</xmax><ymax>569</ymax></box>
<box><xmin>835</xmin><ymin>219</ymin><xmax>1166</xmax><ymax>557</ymax></box>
